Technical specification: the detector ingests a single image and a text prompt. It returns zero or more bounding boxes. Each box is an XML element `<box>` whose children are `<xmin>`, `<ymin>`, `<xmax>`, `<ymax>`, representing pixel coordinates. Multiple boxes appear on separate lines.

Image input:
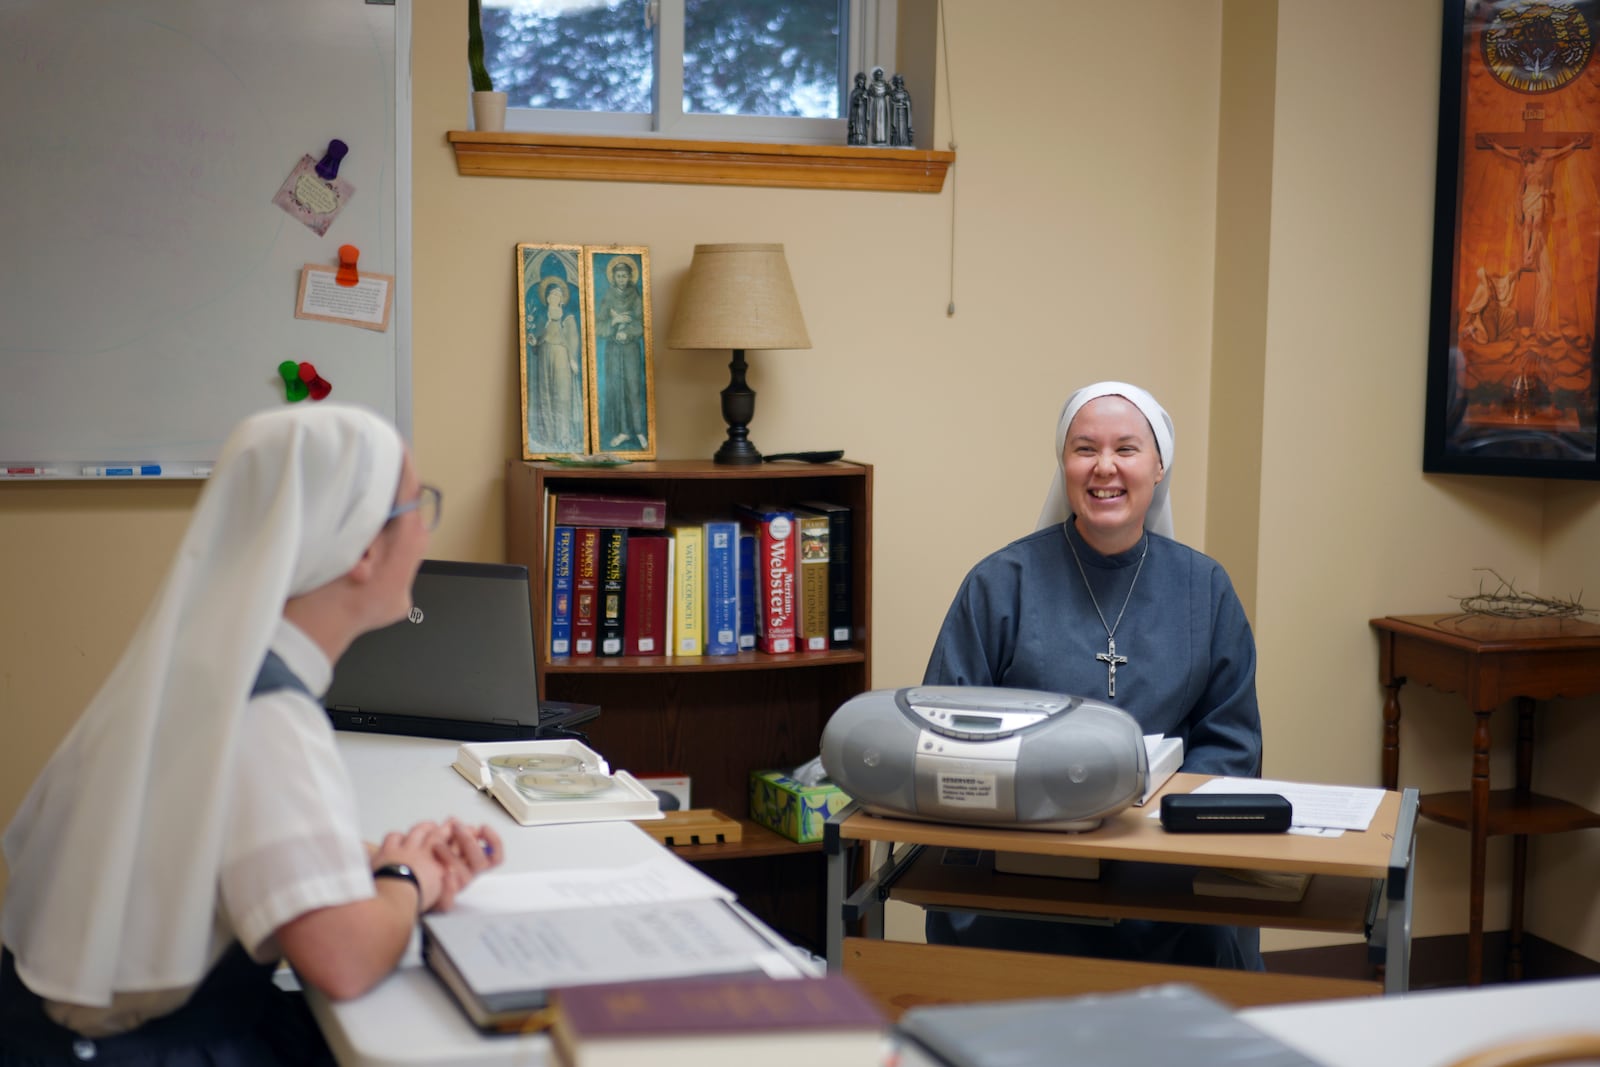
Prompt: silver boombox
<box><xmin>820</xmin><ymin>685</ymin><xmax>1148</xmax><ymax>831</ymax></box>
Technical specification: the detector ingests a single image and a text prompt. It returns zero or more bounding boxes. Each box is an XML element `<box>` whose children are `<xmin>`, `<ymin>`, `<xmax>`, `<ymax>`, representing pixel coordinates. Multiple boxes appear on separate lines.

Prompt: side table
<box><xmin>1370</xmin><ymin>613</ymin><xmax>1600</xmax><ymax>985</ymax></box>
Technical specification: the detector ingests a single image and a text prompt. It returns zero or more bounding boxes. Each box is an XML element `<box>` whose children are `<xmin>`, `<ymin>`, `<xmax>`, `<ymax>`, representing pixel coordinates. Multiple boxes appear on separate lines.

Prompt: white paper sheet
<box><xmin>450</xmin><ymin>856</ymin><xmax>734</xmax><ymax>915</ymax></box>
<box><xmin>1192</xmin><ymin>777</ymin><xmax>1385</xmax><ymax>832</ymax></box>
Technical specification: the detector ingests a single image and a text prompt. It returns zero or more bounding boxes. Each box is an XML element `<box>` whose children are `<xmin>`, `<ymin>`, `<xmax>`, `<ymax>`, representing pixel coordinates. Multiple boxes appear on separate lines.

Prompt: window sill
<box><xmin>446</xmin><ymin>132</ymin><xmax>954</xmax><ymax>193</ymax></box>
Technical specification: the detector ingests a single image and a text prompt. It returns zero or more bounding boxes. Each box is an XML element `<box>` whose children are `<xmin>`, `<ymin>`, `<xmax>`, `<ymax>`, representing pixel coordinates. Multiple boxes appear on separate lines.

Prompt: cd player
<box><xmin>820</xmin><ymin>685</ymin><xmax>1148</xmax><ymax>831</ymax></box>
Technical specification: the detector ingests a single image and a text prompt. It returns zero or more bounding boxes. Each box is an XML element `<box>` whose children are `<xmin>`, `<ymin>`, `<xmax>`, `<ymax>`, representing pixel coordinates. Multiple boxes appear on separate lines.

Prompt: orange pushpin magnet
<box><xmin>336</xmin><ymin>245</ymin><xmax>360</xmax><ymax>287</ymax></box>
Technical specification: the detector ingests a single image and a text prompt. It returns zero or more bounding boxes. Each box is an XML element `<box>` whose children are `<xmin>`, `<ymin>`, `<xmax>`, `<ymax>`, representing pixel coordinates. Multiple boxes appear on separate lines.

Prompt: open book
<box><xmin>422</xmin><ymin>897</ymin><xmax>806</xmax><ymax>1031</ymax></box>
<box><xmin>452</xmin><ymin>738</ymin><xmax>662</xmax><ymax>826</ymax></box>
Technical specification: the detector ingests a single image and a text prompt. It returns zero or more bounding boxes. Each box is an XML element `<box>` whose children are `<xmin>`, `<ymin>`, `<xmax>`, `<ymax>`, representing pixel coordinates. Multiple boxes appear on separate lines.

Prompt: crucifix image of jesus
<box><xmin>1481</xmin><ymin>135</ymin><xmax>1586</xmax><ymax>270</ymax></box>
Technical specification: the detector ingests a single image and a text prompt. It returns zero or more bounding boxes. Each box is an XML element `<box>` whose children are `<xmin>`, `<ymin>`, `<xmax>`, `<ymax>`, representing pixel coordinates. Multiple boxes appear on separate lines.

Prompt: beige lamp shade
<box><xmin>666</xmin><ymin>243</ymin><xmax>811</xmax><ymax>351</ymax></box>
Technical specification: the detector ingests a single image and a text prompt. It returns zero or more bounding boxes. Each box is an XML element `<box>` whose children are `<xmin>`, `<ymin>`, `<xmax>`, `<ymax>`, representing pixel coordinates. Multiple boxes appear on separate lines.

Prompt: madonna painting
<box><xmin>517</xmin><ymin>243</ymin><xmax>589</xmax><ymax>459</ymax></box>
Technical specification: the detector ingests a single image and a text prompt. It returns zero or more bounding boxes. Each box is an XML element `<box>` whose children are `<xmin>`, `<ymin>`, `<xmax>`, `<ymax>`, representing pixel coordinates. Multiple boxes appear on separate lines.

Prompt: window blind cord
<box><xmin>940</xmin><ymin>0</ymin><xmax>958</xmax><ymax>317</ymax></box>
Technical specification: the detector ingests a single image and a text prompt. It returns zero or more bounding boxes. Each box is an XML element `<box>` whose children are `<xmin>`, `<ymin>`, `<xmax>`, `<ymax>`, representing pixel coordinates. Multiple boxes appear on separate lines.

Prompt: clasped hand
<box><xmin>370</xmin><ymin>818</ymin><xmax>504</xmax><ymax>912</ymax></box>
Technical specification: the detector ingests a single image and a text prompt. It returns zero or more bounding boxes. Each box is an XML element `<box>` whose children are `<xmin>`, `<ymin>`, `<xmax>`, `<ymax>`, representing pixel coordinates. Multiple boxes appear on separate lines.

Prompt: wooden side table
<box><xmin>1371</xmin><ymin>613</ymin><xmax>1600</xmax><ymax>985</ymax></box>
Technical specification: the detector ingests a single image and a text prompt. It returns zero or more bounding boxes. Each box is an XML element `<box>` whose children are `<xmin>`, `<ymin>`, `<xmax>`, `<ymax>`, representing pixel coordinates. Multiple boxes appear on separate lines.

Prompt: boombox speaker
<box><xmin>820</xmin><ymin>685</ymin><xmax>1148</xmax><ymax>831</ymax></box>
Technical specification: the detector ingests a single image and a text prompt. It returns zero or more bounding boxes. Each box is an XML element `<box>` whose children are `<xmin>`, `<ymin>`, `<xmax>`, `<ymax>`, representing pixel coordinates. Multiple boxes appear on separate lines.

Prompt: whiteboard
<box><xmin>0</xmin><ymin>0</ymin><xmax>411</xmax><ymax>479</ymax></box>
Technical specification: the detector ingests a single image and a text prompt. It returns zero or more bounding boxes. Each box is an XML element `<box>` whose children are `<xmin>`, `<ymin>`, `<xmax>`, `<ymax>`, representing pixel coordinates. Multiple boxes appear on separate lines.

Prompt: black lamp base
<box><xmin>714</xmin><ymin>348</ymin><xmax>763</xmax><ymax>465</ymax></box>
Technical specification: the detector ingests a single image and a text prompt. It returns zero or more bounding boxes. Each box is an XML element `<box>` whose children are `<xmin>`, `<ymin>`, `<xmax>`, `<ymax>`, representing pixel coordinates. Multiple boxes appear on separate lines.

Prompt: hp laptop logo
<box><xmin>407</xmin><ymin>606</ymin><xmax>425</xmax><ymax>624</ymax></box>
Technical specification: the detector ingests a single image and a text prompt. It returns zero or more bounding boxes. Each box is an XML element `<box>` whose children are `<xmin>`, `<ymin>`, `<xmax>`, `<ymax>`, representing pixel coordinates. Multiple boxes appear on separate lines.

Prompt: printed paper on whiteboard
<box><xmin>295</xmin><ymin>264</ymin><xmax>393</xmax><ymax>331</ymax></box>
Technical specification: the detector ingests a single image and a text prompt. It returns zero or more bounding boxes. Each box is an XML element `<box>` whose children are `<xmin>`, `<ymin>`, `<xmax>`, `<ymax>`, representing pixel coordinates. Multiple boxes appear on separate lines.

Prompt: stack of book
<box><xmin>545</xmin><ymin>491</ymin><xmax>852</xmax><ymax>661</ymax></box>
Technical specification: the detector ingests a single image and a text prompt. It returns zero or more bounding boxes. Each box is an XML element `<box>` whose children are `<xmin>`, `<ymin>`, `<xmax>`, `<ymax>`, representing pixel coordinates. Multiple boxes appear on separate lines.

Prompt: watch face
<box><xmin>1483</xmin><ymin>2</ymin><xmax>1594</xmax><ymax>93</ymax></box>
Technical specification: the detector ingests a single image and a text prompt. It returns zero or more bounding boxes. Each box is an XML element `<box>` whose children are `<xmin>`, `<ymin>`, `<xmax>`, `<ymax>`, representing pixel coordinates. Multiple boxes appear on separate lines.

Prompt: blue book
<box><xmin>737</xmin><ymin>530</ymin><xmax>758</xmax><ymax>651</ymax></box>
<box><xmin>703</xmin><ymin>519</ymin><xmax>740</xmax><ymax>656</ymax></box>
<box><xmin>548</xmin><ymin>524</ymin><xmax>575</xmax><ymax>657</ymax></box>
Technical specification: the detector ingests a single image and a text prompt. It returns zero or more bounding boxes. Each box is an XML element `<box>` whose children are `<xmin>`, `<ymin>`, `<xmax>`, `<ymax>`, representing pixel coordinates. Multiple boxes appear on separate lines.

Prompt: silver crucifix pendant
<box><xmin>1095</xmin><ymin>636</ymin><xmax>1128</xmax><ymax>698</ymax></box>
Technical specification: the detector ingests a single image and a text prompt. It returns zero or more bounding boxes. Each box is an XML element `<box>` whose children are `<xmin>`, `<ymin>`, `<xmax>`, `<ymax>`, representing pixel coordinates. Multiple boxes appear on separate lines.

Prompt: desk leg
<box><xmin>1382</xmin><ymin>681</ymin><xmax>1404</xmax><ymax>792</ymax></box>
<box><xmin>826</xmin><ymin>840</ymin><xmax>847</xmax><ymax>971</ymax></box>
<box><xmin>1508</xmin><ymin>696</ymin><xmax>1535</xmax><ymax>982</ymax></box>
<box><xmin>1469</xmin><ymin>708</ymin><xmax>1492</xmax><ymax>986</ymax></box>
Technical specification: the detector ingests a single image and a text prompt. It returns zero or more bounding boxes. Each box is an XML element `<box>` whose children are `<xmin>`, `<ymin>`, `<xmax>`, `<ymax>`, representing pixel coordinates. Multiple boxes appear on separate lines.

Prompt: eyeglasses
<box><xmin>386</xmin><ymin>484</ymin><xmax>442</xmax><ymax>531</ymax></box>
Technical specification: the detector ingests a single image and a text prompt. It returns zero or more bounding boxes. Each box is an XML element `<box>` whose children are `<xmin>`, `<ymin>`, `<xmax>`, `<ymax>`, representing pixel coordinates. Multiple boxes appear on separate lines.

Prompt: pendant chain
<box><xmin>1065</xmin><ymin>525</ymin><xmax>1149</xmax><ymax>698</ymax></box>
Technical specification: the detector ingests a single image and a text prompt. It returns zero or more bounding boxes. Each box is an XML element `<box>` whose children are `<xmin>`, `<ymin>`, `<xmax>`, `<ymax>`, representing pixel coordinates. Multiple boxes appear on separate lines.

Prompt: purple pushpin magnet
<box><xmin>315</xmin><ymin>139</ymin><xmax>349</xmax><ymax>181</ymax></box>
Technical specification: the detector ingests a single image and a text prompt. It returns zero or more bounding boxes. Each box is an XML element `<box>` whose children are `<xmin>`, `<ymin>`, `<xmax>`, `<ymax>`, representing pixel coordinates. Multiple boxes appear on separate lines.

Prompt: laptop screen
<box><xmin>324</xmin><ymin>559</ymin><xmax>596</xmax><ymax>741</ymax></box>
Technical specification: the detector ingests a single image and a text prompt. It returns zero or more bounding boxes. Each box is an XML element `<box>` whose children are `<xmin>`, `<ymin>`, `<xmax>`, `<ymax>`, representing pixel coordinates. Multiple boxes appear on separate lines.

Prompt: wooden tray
<box><xmin>640</xmin><ymin>809</ymin><xmax>744</xmax><ymax>847</ymax></box>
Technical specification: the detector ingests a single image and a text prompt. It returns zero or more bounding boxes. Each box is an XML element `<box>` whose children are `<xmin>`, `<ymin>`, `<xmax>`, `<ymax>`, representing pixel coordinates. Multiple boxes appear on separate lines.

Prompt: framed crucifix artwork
<box><xmin>1425</xmin><ymin>0</ymin><xmax>1600</xmax><ymax>478</ymax></box>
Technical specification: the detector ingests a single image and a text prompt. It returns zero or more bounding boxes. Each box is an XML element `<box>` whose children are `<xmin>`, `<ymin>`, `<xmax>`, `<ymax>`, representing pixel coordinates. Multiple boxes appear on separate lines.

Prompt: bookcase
<box><xmin>504</xmin><ymin>459</ymin><xmax>873</xmax><ymax>949</ymax></box>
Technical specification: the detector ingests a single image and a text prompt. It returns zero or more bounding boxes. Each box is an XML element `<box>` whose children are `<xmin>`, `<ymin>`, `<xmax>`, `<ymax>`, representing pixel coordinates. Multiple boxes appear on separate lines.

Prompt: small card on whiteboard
<box><xmin>272</xmin><ymin>154</ymin><xmax>354</xmax><ymax>236</ymax></box>
<box><xmin>295</xmin><ymin>264</ymin><xmax>393</xmax><ymax>331</ymax></box>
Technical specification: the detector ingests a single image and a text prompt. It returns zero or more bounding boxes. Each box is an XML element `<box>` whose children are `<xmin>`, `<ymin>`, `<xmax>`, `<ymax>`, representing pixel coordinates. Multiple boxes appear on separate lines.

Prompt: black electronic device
<box><xmin>1159</xmin><ymin>793</ymin><xmax>1292</xmax><ymax>833</ymax></box>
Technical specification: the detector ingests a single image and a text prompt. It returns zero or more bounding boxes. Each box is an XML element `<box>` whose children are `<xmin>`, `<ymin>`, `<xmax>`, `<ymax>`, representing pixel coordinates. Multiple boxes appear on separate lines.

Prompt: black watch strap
<box><xmin>373</xmin><ymin>862</ymin><xmax>423</xmax><ymax>913</ymax></box>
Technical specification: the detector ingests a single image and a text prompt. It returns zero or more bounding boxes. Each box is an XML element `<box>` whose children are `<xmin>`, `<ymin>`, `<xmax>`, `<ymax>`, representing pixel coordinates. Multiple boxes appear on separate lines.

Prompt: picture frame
<box><xmin>516</xmin><ymin>243</ymin><xmax>589</xmax><ymax>460</ymax></box>
<box><xmin>583</xmin><ymin>246</ymin><xmax>657</xmax><ymax>460</ymax></box>
<box><xmin>1425</xmin><ymin>1</ymin><xmax>1600</xmax><ymax>479</ymax></box>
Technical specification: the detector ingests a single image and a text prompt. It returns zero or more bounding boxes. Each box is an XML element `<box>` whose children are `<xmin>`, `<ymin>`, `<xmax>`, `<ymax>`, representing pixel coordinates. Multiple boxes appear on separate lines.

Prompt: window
<box><xmin>479</xmin><ymin>0</ymin><xmax>896</xmax><ymax>144</ymax></box>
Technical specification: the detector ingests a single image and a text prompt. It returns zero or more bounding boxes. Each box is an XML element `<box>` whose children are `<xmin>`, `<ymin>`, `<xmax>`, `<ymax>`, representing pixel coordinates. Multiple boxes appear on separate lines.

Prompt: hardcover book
<box><xmin>794</xmin><ymin>510</ymin><xmax>830</xmax><ymax>652</ymax></box>
<box><xmin>552</xmin><ymin>492</ymin><xmax>668</xmax><ymax>529</ymax></box>
<box><xmin>597</xmin><ymin>528</ymin><xmax>627</xmax><ymax>656</ymax></box>
<box><xmin>736</xmin><ymin>505</ymin><xmax>795</xmax><ymax>654</ymax></box>
<box><xmin>571</xmin><ymin>527</ymin><xmax>600</xmax><ymax>657</ymax></box>
<box><xmin>736</xmin><ymin>530</ymin><xmax>757</xmax><ymax>651</ymax></box>
<box><xmin>550</xmin><ymin>973</ymin><xmax>888</xmax><ymax>1067</ymax></box>
<box><xmin>622</xmin><ymin>532</ymin><xmax>668</xmax><ymax>656</ymax></box>
<box><xmin>702</xmin><ymin>519</ymin><xmax>740</xmax><ymax>656</ymax></box>
<box><xmin>796</xmin><ymin>500</ymin><xmax>852</xmax><ymax>648</ymax></box>
<box><xmin>669</xmin><ymin>523</ymin><xmax>704</xmax><ymax>656</ymax></box>
<box><xmin>548</xmin><ymin>524</ymin><xmax>576</xmax><ymax>657</ymax></box>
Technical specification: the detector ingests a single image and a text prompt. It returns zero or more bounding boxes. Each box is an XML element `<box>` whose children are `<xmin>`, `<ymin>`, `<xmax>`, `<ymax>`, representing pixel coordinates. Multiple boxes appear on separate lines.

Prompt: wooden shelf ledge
<box><xmin>1419</xmin><ymin>789</ymin><xmax>1600</xmax><ymax>835</ymax></box>
<box><xmin>447</xmin><ymin>131</ymin><xmax>954</xmax><ymax>193</ymax></box>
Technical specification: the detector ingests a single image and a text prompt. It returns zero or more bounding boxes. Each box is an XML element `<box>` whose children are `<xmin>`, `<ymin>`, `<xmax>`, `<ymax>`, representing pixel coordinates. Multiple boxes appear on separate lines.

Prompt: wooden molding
<box><xmin>447</xmin><ymin>131</ymin><xmax>954</xmax><ymax>193</ymax></box>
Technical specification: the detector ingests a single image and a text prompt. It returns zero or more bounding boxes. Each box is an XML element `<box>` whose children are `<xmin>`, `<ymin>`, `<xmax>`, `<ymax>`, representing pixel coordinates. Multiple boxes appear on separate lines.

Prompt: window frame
<box><xmin>492</xmin><ymin>0</ymin><xmax>896</xmax><ymax>146</ymax></box>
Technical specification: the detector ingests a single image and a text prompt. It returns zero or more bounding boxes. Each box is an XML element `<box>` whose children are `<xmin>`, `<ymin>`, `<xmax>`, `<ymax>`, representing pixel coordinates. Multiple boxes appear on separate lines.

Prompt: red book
<box><xmin>737</xmin><ymin>504</ymin><xmax>796</xmax><ymax>654</ymax></box>
<box><xmin>623</xmin><ymin>532</ymin><xmax>668</xmax><ymax>656</ymax></box>
<box><xmin>571</xmin><ymin>527</ymin><xmax>600</xmax><ymax>657</ymax></box>
<box><xmin>553</xmin><ymin>492</ymin><xmax>668</xmax><ymax>529</ymax></box>
<box><xmin>550</xmin><ymin>974</ymin><xmax>886</xmax><ymax>1067</ymax></box>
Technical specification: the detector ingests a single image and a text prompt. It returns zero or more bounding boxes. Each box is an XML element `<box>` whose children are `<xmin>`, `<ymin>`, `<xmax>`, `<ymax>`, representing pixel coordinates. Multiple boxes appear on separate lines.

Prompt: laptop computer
<box><xmin>325</xmin><ymin>559</ymin><xmax>600</xmax><ymax>742</ymax></box>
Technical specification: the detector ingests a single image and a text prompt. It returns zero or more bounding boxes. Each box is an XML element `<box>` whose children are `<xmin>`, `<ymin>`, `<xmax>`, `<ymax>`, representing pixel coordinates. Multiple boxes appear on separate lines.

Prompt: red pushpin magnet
<box><xmin>336</xmin><ymin>245</ymin><xmax>360</xmax><ymax>287</ymax></box>
<box><xmin>298</xmin><ymin>361</ymin><xmax>333</xmax><ymax>401</ymax></box>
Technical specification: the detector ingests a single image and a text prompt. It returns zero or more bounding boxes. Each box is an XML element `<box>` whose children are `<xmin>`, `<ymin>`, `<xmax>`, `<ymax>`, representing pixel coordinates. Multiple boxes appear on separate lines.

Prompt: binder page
<box><xmin>1193</xmin><ymin>777</ymin><xmax>1385</xmax><ymax>832</ymax></box>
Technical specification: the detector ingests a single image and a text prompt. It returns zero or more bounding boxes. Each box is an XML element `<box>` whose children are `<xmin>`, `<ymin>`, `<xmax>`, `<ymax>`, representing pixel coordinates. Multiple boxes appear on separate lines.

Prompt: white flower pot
<box><xmin>472</xmin><ymin>91</ymin><xmax>507</xmax><ymax>132</ymax></box>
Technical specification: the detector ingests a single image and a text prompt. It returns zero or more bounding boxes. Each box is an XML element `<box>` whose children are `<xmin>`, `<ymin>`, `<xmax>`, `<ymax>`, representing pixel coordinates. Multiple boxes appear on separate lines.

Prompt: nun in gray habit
<box><xmin>923</xmin><ymin>381</ymin><xmax>1264</xmax><ymax>970</ymax></box>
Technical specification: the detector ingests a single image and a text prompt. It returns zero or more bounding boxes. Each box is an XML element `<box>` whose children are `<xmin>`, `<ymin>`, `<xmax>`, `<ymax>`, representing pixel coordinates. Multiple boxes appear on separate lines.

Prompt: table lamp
<box><xmin>666</xmin><ymin>243</ymin><xmax>811</xmax><ymax>465</ymax></box>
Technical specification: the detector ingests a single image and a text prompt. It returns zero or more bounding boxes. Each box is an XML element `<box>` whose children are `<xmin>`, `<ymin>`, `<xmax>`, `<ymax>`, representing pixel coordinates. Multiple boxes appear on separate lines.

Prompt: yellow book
<box><xmin>669</xmin><ymin>523</ymin><xmax>703</xmax><ymax>656</ymax></box>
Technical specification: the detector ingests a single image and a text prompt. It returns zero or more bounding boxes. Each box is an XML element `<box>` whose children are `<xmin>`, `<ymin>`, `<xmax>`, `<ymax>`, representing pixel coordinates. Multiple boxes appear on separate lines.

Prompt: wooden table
<box><xmin>825</xmin><ymin>773</ymin><xmax>1418</xmax><ymax>997</ymax></box>
<box><xmin>1371</xmin><ymin>613</ymin><xmax>1600</xmax><ymax>985</ymax></box>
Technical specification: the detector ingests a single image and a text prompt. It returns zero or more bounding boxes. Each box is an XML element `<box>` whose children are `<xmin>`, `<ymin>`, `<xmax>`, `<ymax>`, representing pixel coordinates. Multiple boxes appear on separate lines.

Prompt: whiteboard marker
<box><xmin>2</xmin><ymin>466</ymin><xmax>58</xmax><ymax>476</ymax></box>
<box><xmin>82</xmin><ymin>464</ymin><xmax>163</xmax><ymax>477</ymax></box>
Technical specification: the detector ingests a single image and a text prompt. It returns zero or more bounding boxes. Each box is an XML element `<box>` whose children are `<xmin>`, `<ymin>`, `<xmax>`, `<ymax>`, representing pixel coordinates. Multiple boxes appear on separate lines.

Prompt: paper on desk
<box><xmin>1194</xmin><ymin>777</ymin><xmax>1384</xmax><ymax>832</ymax></box>
<box><xmin>449</xmin><ymin>855</ymin><xmax>735</xmax><ymax>915</ymax></box>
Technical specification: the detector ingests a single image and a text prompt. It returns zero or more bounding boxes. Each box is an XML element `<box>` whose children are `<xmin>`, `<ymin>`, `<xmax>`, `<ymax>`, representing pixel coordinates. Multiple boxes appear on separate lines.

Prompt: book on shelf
<box><xmin>670</xmin><ymin>522</ymin><xmax>704</xmax><ymax>656</ymax></box>
<box><xmin>548</xmin><ymin>524</ymin><xmax>576</xmax><ymax>658</ymax></box>
<box><xmin>623</xmin><ymin>532</ymin><xmax>668</xmax><ymax>656</ymax></box>
<box><xmin>1192</xmin><ymin>868</ymin><xmax>1312</xmax><ymax>902</ymax></box>
<box><xmin>736</xmin><ymin>504</ymin><xmax>796</xmax><ymax>654</ymax></box>
<box><xmin>549</xmin><ymin>973</ymin><xmax>889</xmax><ymax>1067</ymax></box>
<box><xmin>794</xmin><ymin>509</ymin><xmax>830</xmax><ymax>652</ymax></box>
<box><xmin>736</xmin><ymin>530</ymin><xmax>757</xmax><ymax>651</ymax></box>
<box><xmin>552</xmin><ymin>492</ymin><xmax>668</xmax><ymax>529</ymax></box>
<box><xmin>450</xmin><ymin>739</ymin><xmax>661</xmax><ymax>827</ymax></box>
<box><xmin>421</xmin><ymin>895</ymin><xmax>805</xmax><ymax>1032</ymax></box>
<box><xmin>597</xmin><ymin>528</ymin><xmax>627</xmax><ymax>656</ymax></box>
<box><xmin>702</xmin><ymin>519</ymin><xmax>740</xmax><ymax>656</ymax></box>
<box><xmin>571</xmin><ymin>527</ymin><xmax>600</xmax><ymax>657</ymax></box>
<box><xmin>899</xmin><ymin>983</ymin><xmax>1322</xmax><ymax>1067</ymax></box>
<box><xmin>795</xmin><ymin>500</ymin><xmax>852</xmax><ymax>648</ymax></box>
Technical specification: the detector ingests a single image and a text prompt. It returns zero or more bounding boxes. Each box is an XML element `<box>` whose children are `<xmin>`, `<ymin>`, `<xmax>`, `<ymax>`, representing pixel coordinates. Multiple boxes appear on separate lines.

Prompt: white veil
<box><xmin>1034</xmin><ymin>381</ymin><xmax>1175</xmax><ymax>538</ymax></box>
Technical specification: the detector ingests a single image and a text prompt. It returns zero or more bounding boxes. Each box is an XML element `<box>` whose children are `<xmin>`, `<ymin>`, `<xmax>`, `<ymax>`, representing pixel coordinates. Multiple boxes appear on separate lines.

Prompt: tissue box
<box><xmin>748</xmin><ymin>770</ymin><xmax>851</xmax><ymax>843</ymax></box>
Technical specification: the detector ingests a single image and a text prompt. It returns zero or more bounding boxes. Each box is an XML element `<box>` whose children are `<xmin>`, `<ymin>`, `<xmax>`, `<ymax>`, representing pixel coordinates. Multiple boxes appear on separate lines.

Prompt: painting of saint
<box><xmin>516</xmin><ymin>244</ymin><xmax>588</xmax><ymax>459</ymax></box>
<box><xmin>583</xmin><ymin>247</ymin><xmax>656</xmax><ymax>459</ymax></box>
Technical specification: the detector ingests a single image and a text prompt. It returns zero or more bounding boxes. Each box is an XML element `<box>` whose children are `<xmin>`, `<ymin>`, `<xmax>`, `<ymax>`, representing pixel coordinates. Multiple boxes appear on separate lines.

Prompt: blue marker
<box><xmin>82</xmin><ymin>464</ymin><xmax>162</xmax><ymax>477</ymax></box>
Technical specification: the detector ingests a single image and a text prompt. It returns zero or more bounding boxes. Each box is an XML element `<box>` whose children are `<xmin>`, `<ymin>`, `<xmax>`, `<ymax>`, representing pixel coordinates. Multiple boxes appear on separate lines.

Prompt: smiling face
<box><xmin>1062</xmin><ymin>395</ymin><xmax>1164</xmax><ymax>555</ymax></box>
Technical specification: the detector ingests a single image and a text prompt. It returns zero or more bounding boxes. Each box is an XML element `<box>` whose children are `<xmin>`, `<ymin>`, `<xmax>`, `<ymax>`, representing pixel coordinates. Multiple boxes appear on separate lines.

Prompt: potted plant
<box><xmin>468</xmin><ymin>0</ymin><xmax>507</xmax><ymax>131</ymax></box>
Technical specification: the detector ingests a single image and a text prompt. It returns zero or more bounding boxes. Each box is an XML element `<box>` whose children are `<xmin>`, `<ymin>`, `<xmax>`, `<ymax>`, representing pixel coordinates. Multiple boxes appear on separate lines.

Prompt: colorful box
<box><xmin>748</xmin><ymin>769</ymin><xmax>851</xmax><ymax>843</ymax></box>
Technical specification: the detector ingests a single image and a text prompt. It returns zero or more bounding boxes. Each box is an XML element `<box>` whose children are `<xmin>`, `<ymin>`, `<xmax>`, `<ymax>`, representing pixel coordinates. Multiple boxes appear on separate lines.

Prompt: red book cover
<box><xmin>572</xmin><ymin>527</ymin><xmax>600</xmax><ymax>657</ymax></box>
<box><xmin>623</xmin><ymin>532</ymin><xmax>668</xmax><ymax>656</ymax></box>
<box><xmin>737</xmin><ymin>504</ymin><xmax>795</xmax><ymax>654</ymax></box>
<box><xmin>553</xmin><ymin>492</ymin><xmax>668</xmax><ymax>529</ymax></box>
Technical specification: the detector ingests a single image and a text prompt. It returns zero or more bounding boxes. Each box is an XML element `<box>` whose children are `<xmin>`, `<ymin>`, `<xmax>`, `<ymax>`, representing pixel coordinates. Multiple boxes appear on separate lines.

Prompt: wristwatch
<box><xmin>372</xmin><ymin>862</ymin><xmax>423</xmax><ymax>913</ymax></box>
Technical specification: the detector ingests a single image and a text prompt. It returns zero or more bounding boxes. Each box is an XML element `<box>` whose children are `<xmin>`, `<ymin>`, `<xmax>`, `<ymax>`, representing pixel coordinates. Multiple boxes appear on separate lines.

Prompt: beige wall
<box><xmin>3</xmin><ymin>0</ymin><xmax>1598</xmax><ymax>964</ymax></box>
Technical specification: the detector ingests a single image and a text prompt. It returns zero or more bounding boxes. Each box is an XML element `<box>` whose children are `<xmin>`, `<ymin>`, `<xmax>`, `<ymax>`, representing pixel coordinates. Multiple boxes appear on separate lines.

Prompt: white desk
<box><xmin>1240</xmin><ymin>976</ymin><xmax>1600</xmax><ymax>1067</ymax></box>
<box><xmin>309</xmin><ymin>734</ymin><xmax>794</xmax><ymax>1067</ymax></box>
